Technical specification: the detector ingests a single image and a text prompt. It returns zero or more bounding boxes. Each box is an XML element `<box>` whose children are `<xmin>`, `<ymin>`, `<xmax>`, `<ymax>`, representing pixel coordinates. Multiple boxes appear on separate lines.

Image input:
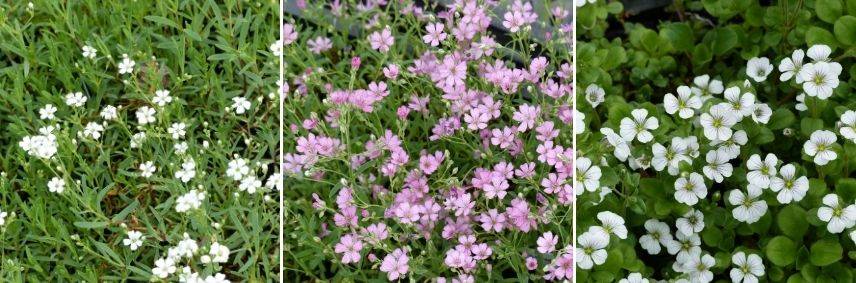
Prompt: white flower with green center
<box><xmin>575</xmin><ymin>228</ymin><xmax>609</xmax><ymax>269</ymax></box>
<box><xmin>751</xmin><ymin>103</ymin><xmax>772</xmax><ymax>124</ymax></box>
<box><xmin>585</xmin><ymin>84</ymin><xmax>605</xmax><ymax>108</ymax></box>
<box><xmin>769</xmin><ymin>163</ymin><xmax>808</xmax><ymax>204</ymax></box>
<box><xmin>779</xmin><ymin>49</ymin><xmax>804</xmax><ymax>82</ymax></box>
<box><xmin>839</xmin><ymin>110</ymin><xmax>856</xmax><ymax>143</ymax></box>
<box><xmin>652</xmin><ymin>137</ymin><xmax>691</xmax><ymax>175</ymax></box>
<box><xmin>48</xmin><ymin>177</ymin><xmax>65</xmax><ymax>193</ymax></box>
<box><xmin>665</xmin><ymin>231</ymin><xmax>701</xmax><ymax>262</ymax></box>
<box><xmin>700</xmin><ymin>103</ymin><xmax>738</xmax><ymax>141</ymax></box>
<box><xmin>817</xmin><ymin>193</ymin><xmax>856</xmax><ymax>233</ymax></box>
<box><xmin>730</xmin><ymin>252</ymin><xmax>765</xmax><ymax>283</ymax></box>
<box><xmin>711</xmin><ymin>130</ymin><xmax>747</xmax><ymax>159</ymax></box>
<box><xmin>804</xmin><ymin>130</ymin><xmax>838</xmax><ymax>165</ymax></box>
<box><xmin>728</xmin><ymin>185</ymin><xmax>768</xmax><ymax>224</ymax></box>
<box><xmin>674</xmin><ymin>172</ymin><xmax>707</xmax><ymax>206</ymax></box>
<box><xmin>676</xmin><ymin>209</ymin><xmax>705</xmax><ymax>236</ymax></box>
<box><xmin>639</xmin><ymin>219</ymin><xmax>673</xmax><ymax>255</ymax></box>
<box><xmin>746</xmin><ymin>57</ymin><xmax>773</xmax><ymax>82</ymax></box>
<box><xmin>693</xmin><ymin>74</ymin><xmax>724</xmax><ymax>101</ymax></box>
<box><xmin>683</xmin><ymin>253</ymin><xmax>715</xmax><ymax>283</ymax></box>
<box><xmin>798</xmin><ymin>61</ymin><xmax>841</xmax><ymax>99</ymax></box>
<box><xmin>664</xmin><ymin>85</ymin><xmax>701</xmax><ymax>119</ymax></box>
<box><xmin>746</xmin><ymin>153</ymin><xmax>777</xmax><ymax>189</ymax></box>
<box><xmin>575</xmin><ymin>157</ymin><xmax>601</xmax><ymax>193</ymax></box>
<box><xmin>620</xmin><ymin>108</ymin><xmax>659</xmax><ymax>143</ymax></box>
<box><xmin>702</xmin><ymin>150</ymin><xmax>732</xmax><ymax>183</ymax></box>
<box><xmin>600</xmin><ymin>127</ymin><xmax>631</xmax><ymax>162</ymax></box>
<box><xmin>722</xmin><ymin>87</ymin><xmax>755</xmax><ymax>119</ymax></box>
<box><xmin>594</xmin><ymin>211</ymin><xmax>627</xmax><ymax>239</ymax></box>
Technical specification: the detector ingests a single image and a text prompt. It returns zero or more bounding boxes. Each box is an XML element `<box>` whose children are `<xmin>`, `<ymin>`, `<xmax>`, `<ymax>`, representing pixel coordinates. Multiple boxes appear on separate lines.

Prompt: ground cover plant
<box><xmin>576</xmin><ymin>0</ymin><xmax>856</xmax><ymax>282</ymax></box>
<box><xmin>0</xmin><ymin>0</ymin><xmax>280</xmax><ymax>281</ymax></box>
<box><xmin>281</xmin><ymin>0</ymin><xmax>573</xmax><ymax>281</ymax></box>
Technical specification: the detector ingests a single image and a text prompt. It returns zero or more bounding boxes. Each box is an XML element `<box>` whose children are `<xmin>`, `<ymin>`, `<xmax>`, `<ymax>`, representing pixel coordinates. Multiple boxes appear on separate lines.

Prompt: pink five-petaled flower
<box><xmin>513</xmin><ymin>104</ymin><xmax>541</xmax><ymax>132</ymax></box>
<box><xmin>482</xmin><ymin>174</ymin><xmax>509</xmax><ymax>200</ymax></box>
<box><xmin>423</xmin><ymin>22</ymin><xmax>447</xmax><ymax>46</ymax></box>
<box><xmin>334</xmin><ymin>234</ymin><xmax>363</xmax><ymax>264</ymax></box>
<box><xmin>547</xmin><ymin>253</ymin><xmax>574</xmax><ymax>280</ymax></box>
<box><xmin>419</xmin><ymin>151</ymin><xmax>446</xmax><ymax>175</ymax></box>
<box><xmin>540</xmin><ymin>173</ymin><xmax>565</xmax><ymax>194</ymax></box>
<box><xmin>490</xmin><ymin>126</ymin><xmax>516</xmax><ymax>149</ymax></box>
<box><xmin>478</xmin><ymin>209</ymin><xmax>507</xmax><ymax>232</ymax></box>
<box><xmin>368</xmin><ymin>27</ymin><xmax>394</xmax><ymax>52</ymax></box>
<box><xmin>536</xmin><ymin>231</ymin><xmax>558</xmax><ymax>254</ymax></box>
<box><xmin>526</xmin><ymin>257</ymin><xmax>538</xmax><ymax>270</ymax></box>
<box><xmin>307</xmin><ymin>36</ymin><xmax>332</xmax><ymax>54</ymax></box>
<box><xmin>380</xmin><ymin>248</ymin><xmax>409</xmax><ymax>281</ymax></box>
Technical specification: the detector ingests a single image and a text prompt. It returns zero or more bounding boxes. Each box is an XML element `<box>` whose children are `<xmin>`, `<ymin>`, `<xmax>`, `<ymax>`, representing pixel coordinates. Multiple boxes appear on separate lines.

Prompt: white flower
<box><xmin>82</xmin><ymin>122</ymin><xmax>104</xmax><ymax>140</ymax></box>
<box><xmin>728</xmin><ymin>185</ymin><xmax>768</xmax><ymax>224</ymax></box>
<box><xmin>270</xmin><ymin>39</ymin><xmax>283</xmax><ymax>56</ymax></box>
<box><xmin>700</xmin><ymin>103</ymin><xmax>738</xmax><ymax>141</ymax></box>
<box><xmin>153</xmin><ymin>90</ymin><xmax>173</xmax><ymax>106</ymax></box>
<box><xmin>175</xmin><ymin>159</ymin><xmax>197</xmax><ymax>182</ymax></box>
<box><xmin>779</xmin><ymin>49</ymin><xmax>805</xmax><ymax>82</ymax></box>
<box><xmin>19</xmin><ymin>132</ymin><xmax>58</xmax><ymax>159</ymax></box>
<box><xmin>174</xmin><ymin>142</ymin><xmax>189</xmax><ymax>155</ymax></box>
<box><xmin>795</xmin><ymin>93</ymin><xmax>808</xmax><ymax>111</ymax></box>
<box><xmin>693</xmin><ymin>74</ymin><xmax>724</xmax><ymax>100</ymax></box>
<box><xmin>702</xmin><ymin>150</ymin><xmax>732</xmax><ymax>183</ymax></box>
<box><xmin>136</xmin><ymin>106</ymin><xmax>156</xmax><ymax>125</ymax></box>
<box><xmin>0</xmin><ymin>209</ymin><xmax>7</xmax><ymax>226</ymax></box>
<box><xmin>167</xmin><ymin>122</ymin><xmax>186</xmax><ymax>140</ymax></box>
<box><xmin>239</xmin><ymin>175</ymin><xmax>262</xmax><ymax>194</ymax></box>
<box><xmin>601</xmin><ymin>127</ymin><xmax>631</xmax><ymax>161</ymax></box>
<box><xmin>130</xmin><ymin>132</ymin><xmax>146</xmax><ymax>148</ymax></box>
<box><xmin>799</xmin><ymin>62</ymin><xmax>841</xmax><ymax>99</ymax></box>
<box><xmin>201</xmin><ymin>242</ymin><xmax>230</xmax><ymax>263</ymax></box>
<box><xmin>807</xmin><ymin>44</ymin><xmax>832</xmax><ymax>62</ymax></box>
<box><xmin>65</xmin><ymin>92</ymin><xmax>87</xmax><ymax>107</ymax></box>
<box><xmin>266</xmin><ymin>171</ymin><xmax>283</xmax><ymax>191</ymax></box>
<box><xmin>48</xmin><ymin>177</ymin><xmax>65</xmax><ymax>193</ymax></box>
<box><xmin>723</xmin><ymin>87</ymin><xmax>755</xmax><ymax>118</ymax></box>
<box><xmin>839</xmin><ymin>110</ymin><xmax>856</xmax><ymax>143</ymax></box>
<box><xmin>575</xmin><ymin>228</ymin><xmax>609</xmax><ymax>269</ymax></box>
<box><xmin>751</xmin><ymin>103</ymin><xmax>772</xmax><ymax>124</ymax></box>
<box><xmin>684</xmin><ymin>254</ymin><xmax>715</xmax><ymax>283</ymax></box>
<box><xmin>639</xmin><ymin>219</ymin><xmax>673</xmax><ymax>255</ymax></box>
<box><xmin>676</xmin><ymin>209</ymin><xmax>705</xmax><ymax>236</ymax></box>
<box><xmin>118</xmin><ymin>54</ymin><xmax>135</xmax><ymax>74</ymax></box>
<box><xmin>123</xmin><ymin>230</ymin><xmax>145</xmax><ymax>251</ymax></box>
<box><xmin>203</xmin><ymin>273</ymin><xmax>229</xmax><ymax>283</ymax></box>
<box><xmin>39</xmin><ymin>104</ymin><xmax>57</xmax><ymax>120</ymax></box>
<box><xmin>575</xmin><ymin>157</ymin><xmax>601</xmax><ymax>193</ymax></box>
<box><xmin>664</xmin><ymin>85</ymin><xmax>702</xmax><ymax>119</ymax></box>
<box><xmin>82</xmin><ymin>45</ymin><xmax>97</xmax><ymax>59</ymax></box>
<box><xmin>574</xmin><ymin>109</ymin><xmax>585</xmax><ymax>134</ymax></box>
<box><xmin>152</xmin><ymin>257</ymin><xmax>176</xmax><ymax>279</ymax></box>
<box><xmin>770</xmin><ymin>163</ymin><xmax>808</xmax><ymax>204</ymax></box>
<box><xmin>619</xmin><ymin>273</ymin><xmax>649</xmax><ymax>283</ymax></box>
<box><xmin>804</xmin><ymin>130</ymin><xmax>838</xmax><ymax>165</ymax></box>
<box><xmin>746</xmin><ymin>57</ymin><xmax>773</xmax><ymax>82</ymax></box>
<box><xmin>730</xmin><ymin>252</ymin><xmax>765</xmax><ymax>283</ymax></box>
<box><xmin>817</xmin><ymin>194</ymin><xmax>856</xmax><ymax>233</ymax></box>
<box><xmin>665</xmin><ymin>231</ymin><xmax>701</xmax><ymax>262</ymax></box>
<box><xmin>651</xmin><ymin>138</ymin><xmax>691</xmax><ymax>176</ymax></box>
<box><xmin>175</xmin><ymin>189</ymin><xmax>205</xmax><ymax>213</ymax></box>
<box><xmin>594</xmin><ymin>211</ymin><xmax>628</xmax><ymax>239</ymax></box>
<box><xmin>711</xmin><ymin>130</ymin><xmax>747</xmax><ymax>160</ymax></box>
<box><xmin>171</xmin><ymin>236</ymin><xmax>199</xmax><ymax>259</ymax></box>
<box><xmin>226</xmin><ymin>158</ymin><xmax>251</xmax><ymax>181</ymax></box>
<box><xmin>232</xmin><ymin>97</ymin><xmax>251</xmax><ymax>114</ymax></box>
<box><xmin>619</xmin><ymin>109</ymin><xmax>658</xmax><ymax>143</ymax></box>
<box><xmin>585</xmin><ymin>84</ymin><xmax>605</xmax><ymax>108</ymax></box>
<box><xmin>139</xmin><ymin>161</ymin><xmax>156</xmax><ymax>178</ymax></box>
<box><xmin>100</xmin><ymin>105</ymin><xmax>118</xmax><ymax>120</ymax></box>
<box><xmin>674</xmin><ymin>172</ymin><xmax>707</xmax><ymax>206</ymax></box>
<box><xmin>746</xmin><ymin>153</ymin><xmax>778</xmax><ymax>189</ymax></box>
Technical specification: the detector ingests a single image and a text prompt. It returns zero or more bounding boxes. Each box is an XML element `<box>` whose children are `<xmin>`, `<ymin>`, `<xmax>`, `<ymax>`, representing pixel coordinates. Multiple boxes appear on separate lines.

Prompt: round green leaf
<box><xmin>778</xmin><ymin>205</ymin><xmax>809</xmax><ymax>239</ymax></box>
<box><xmin>817</xmin><ymin>0</ymin><xmax>844</xmax><ymax>23</ymax></box>
<box><xmin>766</xmin><ymin>236</ymin><xmax>798</xmax><ymax>266</ymax></box>
<box><xmin>806</xmin><ymin>26</ymin><xmax>839</xmax><ymax>49</ymax></box>
<box><xmin>810</xmin><ymin>239</ymin><xmax>843</xmax><ymax>266</ymax></box>
<box><xmin>834</xmin><ymin>16</ymin><xmax>856</xmax><ymax>45</ymax></box>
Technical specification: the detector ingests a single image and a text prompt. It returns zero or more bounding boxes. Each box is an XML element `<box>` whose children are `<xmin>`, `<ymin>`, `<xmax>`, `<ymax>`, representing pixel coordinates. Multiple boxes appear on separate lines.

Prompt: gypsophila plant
<box><xmin>0</xmin><ymin>0</ymin><xmax>279</xmax><ymax>281</ymax></box>
<box><xmin>282</xmin><ymin>0</ymin><xmax>573</xmax><ymax>281</ymax></box>
<box><xmin>576</xmin><ymin>0</ymin><xmax>855</xmax><ymax>282</ymax></box>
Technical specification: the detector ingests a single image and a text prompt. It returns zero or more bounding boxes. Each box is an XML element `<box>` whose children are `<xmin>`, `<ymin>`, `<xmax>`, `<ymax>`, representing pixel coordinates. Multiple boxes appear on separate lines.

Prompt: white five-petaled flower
<box><xmin>665</xmin><ymin>231</ymin><xmax>701</xmax><ymax>263</ymax></box>
<box><xmin>151</xmin><ymin>257</ymin><xmax>176</xmax><ymax>278</ymax></box>
<box><xmin>620</xmin><ymin>108</ymin><xmax>659</xmax><ymax>143</ymax></box>
<box><xmin>82</xmin><ymin>122</ymin><xmax>105</xmax><ymax>140</ymax></box>
<box><xmin>839</xmin><ymin>110</ymin><xmax>856</xmax><ymax>143</ymax></box>
<box><xmin>702</xmin><ymin>150</ymin><xmax>732</xmax><ymax>183</ymax></box>
<box><xmin>619</xmin><ymin>273</ymin><xmax>649</xmax><ymax>283</ymax></box>
<box><xmin>118</xmin><ymin>54</ymin><xmax>135</xmax><ymax>74</ymax></box>
<box><xmin>175</xmin><ymin>159</ymin><xmax>197</xmax><ymax>183</ymax></box>
<box><xmin>693</xmin><ymin>74</ymin><xmax>724</xmax><ymax>101</ymax></box>
<box><xmin>684</xmin><ymin>253</ymin><xmax>715</xmax><ymax>283</ymax></box>
<box><xmin>817</xmin><ymin>193</ymin><xmax>856</xmax><ymax>233</ymax></box>
<box><xmin>123</xmin><ymin>230</ymin><xmax>145</xmax><ymax>251</ymax></box>
<box><xmin>804</xmin><ymin>130</ymin><xmax>838</xmax><ymax>165</ymax></box>
<box><xmin>664</xmin><ymin>85</ymin><xmax>702</xmax><ymax>119</ymax></box>
<box><xmin>575</xmin><ymin>157</ymin><xmax>601</xmax><ymax>193</ymax></box>
<box><xmin>723</xmin><ymin>87</ymin><xmax>755</xmax><ymax>119</ymax></box>
<box><xmin>82</xmin><ymin>45</ymin><xmax>97</xmax><ymax>59</ymax></box>
<box><xmin>746</xmin><ymin>57</ymin><xmax>773</xmax><ymax>82</ymax></box>
<box><xmin>676</xmin><ymin>209</ymin><xmax>705</xmax><ymax>236</ymax></box>
<box><xmin>601</xmin><ymin>127</ymin><xmax>631</xmax><ymax>161</ymax></box>
<box><xmin>167</xmin><ymin>122</ymin><xmax>186</xmax><ymax>140</ymax></box>
<box><xmin>65</xmin><ymin>92</ymin><xmax>88</xmax><ymax>107</ymax></box>
<box><xmin>575</xmin><ymin>228</ymin><xmax>609</xmax><ymax>269</ymax></box>
<box><xmin>139</xmin><ymin>161</ymin><xmax>156</xmax><ymax>178</ymax></box>
<box><xmin>585</xmin><ymin>84</ymin><xmax>605</xmax><ymax>108</ymax></box>
<box><xmin>730</xmin><ymin>252</ymin><xmax>765</xmax><ymax>283</ymax></box>
<box><xmin>232</xmin><ymin>96</ymin><xmax>251</xmax><ymax>114</ymax></box>
<box><xmin>769</xmin><ymin>163</ymin><xmax>808</xmax><ymax>204</ymax></box>
<box><xmin>711</xmin><ymin>130</ymin><xmax>748</xmax><ymax>160</ymax></box>
<box><xmin>674</xmin><ymin>172</ymin><xmax>707</xmax><ymax>206</ymax></box>
<box><xmin>798</xmin><ymin>61</ymin><xmax>841</xmax><ymax>99</ymax></box>
<box><xmin>136</xmin><ymin>106</ymin><xmax>156</xmax><ymax>125</ymax></box>
<box><xmin>39</xmin><ymin>104</ymin><xmax>57</xmax><ymax>120</ymax></box>
<box><xmin>700</xmin><ymin>103</ymin><xmax>738</xmax><ymax>141</ymax></box>
<box><xmin>746</xmin><ymin>153</ymin><xmax>778</xmax><ymax>189</ymax></box>
<box><xmin>779</xmin><ymin>49</ymin><xmax>805</xmax><ymax>82</ymax></box>
<box><xmin>47</xmin><ymin>177</ymin><xmax>65</xmax><ymax>193</ymax></box>
<box><xmin>175</xmin><ymin>189</ymin><xmax>205</xmax><ymax>213</ymax></box>
<box><xmin>728</xmin><ymin>185</ymin><xmax>768</xmax><ymax>224</ymax></box>
<box><xmin>100</xmin><ymin>105</ymin><xmax>118</xmax><ymax>120</ymax></box>
<box><xmin>639</xmin><ymin>219</ymin><xmax>673</xmax><ymax>255</ymax></box>
<box><xmin>153</xmin><ymin>90</ymin><xmax>173</xmax><ymax>106</ymax></box>
<box><xmin>751</xmin><ymin>103</ymin><xmax>772</xmax><ymax>124</ymax></box>
<box><xmin>594</xmin><ymin>211</ymin><xmax>628</xmax><ymax>239</ymax></box>
<box><xmin>807</xmin><ymin>44</ymin><xmax>832</xmax><ymax>62</ymax></box>
<box><xmin>651</xmin><ymin>137</ymin><xmax>691</xmax><ymax>176</ymax></box>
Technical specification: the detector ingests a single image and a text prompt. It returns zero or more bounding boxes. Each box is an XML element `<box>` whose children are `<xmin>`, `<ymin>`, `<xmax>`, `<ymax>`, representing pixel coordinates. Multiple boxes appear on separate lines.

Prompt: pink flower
<box><xmin>547</xmin><ymin>253</ymin><xmax>574</xmax><ymax>280</ymax></box>
<box><xmin>525</xmin><ymin>256</ymin><xmax>538</xmax><ymax>270</ymax></box>
<box><xmin>368</xmin><ymin>27</ymin><xmax>394</xmax><ymax>52</ymax></box>
<box><xmin>471</xmin><ymin>243</ymin><xmax>492</xmax><ymax>260</ymax></box>
<box><xmin>282</xmin><ymin>24</ymin><xmax>298</xmax><ymax>45</ymax></box>
<box><xmin>536</xmin><ymin>231</ymin><xmax>558</xmax><ymax>253</ymax></box>
<box><xmin>334</xmin><ymin>234</ymin><xmax>363</xmax><ymax>264</ymax></box>
<box><xmin>513</xmin><ymin>104</ymin><xmax>540</xmax><ymax>132</ymax></box>
<box><xmin>395</xmin><ymin>202</ymin><xmax>423</xmax><ymax>224</ymax></box>
<box><xmin>502</xmin><ymin>0</ymin><xmax>537</xmax><ymax>32</ymax></box>
<box><xmin>307</xmin><ymin>36</ymin><xmax>332</xmax><ymax>54</ymax></box>
<box><xmin>535</xmin><ymin>121</ymin><xmax>559</xmax><ymax>142</ymax></box>
<box><xmin>380</xmin><ymin>248</ymin><xmax>409</xmax><ymax>281</ymax></box>
<box><xmin>419</xmin><ymin>151</ymin><xmax>445</xmax><ymax>175</ymax></box>
<box><xmin>365</xmin><ymin>223</ymin><xmax>389</xmax><ymax>244</ymax></box>
<box><xmin>464</xmin><ymin>108</ymin><xmax>491</xmax><ymax>130</ymax></box>
<box><xmin>540</xmin><ymin>173</ymin><xmax>565</xmax><ymax>194</ymax></box>
<box><xmin>396</xmin><ymin>106</ymin><xmax>411</xmax><ymax>119</ymax></box>
<box><xmin>490</xmin><ymin>127</ymin><xmax>516</xmax><ymax>149</ymax></box>
<box><xmin>478</xmin><ymin>209</ymin><xmax>506</xmax><ymax>232</ymax></box>
<box><xmin>483</xmin><ymin>175</ymin><xmax>509</xmax><ymax>200</ymax></box>
<box><xmin>351</xmin><ymin>56</ymin><xmax>361</xmax><ymax>70</ymax></box>
<box><xmin>515</xmin><ymin>162</ymin><xmax>536</xmax><ymax>178</ymax></box>
<box><xmin>423</xmin><ymin>22</ymin><xmax>447</xmax><ymax>46</ymax></box>
<box><xmin>383</xmin><ymin>64</ymin><xmax>399</xmax><ymax>79</ymax></box>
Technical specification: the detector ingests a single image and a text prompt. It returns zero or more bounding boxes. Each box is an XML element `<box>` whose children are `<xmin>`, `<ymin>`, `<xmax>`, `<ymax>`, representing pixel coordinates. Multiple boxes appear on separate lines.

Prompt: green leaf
<box><xmin>661</xmin><ymin>23</ymin><xmax>695</xmax><ymax>52</ymax></box>
<box><xmin>73</xmin><ymin>221</ymin><xmax>109</xmax><ymax>229</ymax></box>
<box><xmin>769</xmin><ymin>108</ymin><xmax>796</xmax><ymax>130</ymax></box>
<box><xmin>834</xmin><ymin>16</ymin><xmax>856</xmax><ymax>45</ymax></box>
<box><xmin>143</xmin><ymin>15</ymin><xmax>181</xmax><ymax>29</ymax></box>
<box><xmin>817</xmin><ymin>0</ymin><xmax>844</xmax><ymax>23</ymax></box>
<box><xmin>711</xmin><ymin>27</ymin><xmax>738</xmax><ymax>55</ymax></box>
<box><xmin>801</xmin><ymin>117</ymin><xmax>824</xmax><ymax>136</ymax></box>
<box><xmin>692</xmin><ymin>44</ymin><xmax>712</xmax><ymax>66</ymax></box>
<box><xmin>810</xmin><ymin>239</ymin><xmax>843</xmax><ymax>266</ymax></box>
<box><xmin>806</xmin><ymin>26</ymin><xmax>839</xmax><ymax>49</ymax></box>
<box><xmin>778</xmin><ymin>205</ymin><xmax>809</xmax><ymax>240</ymax></box>
<box><xmin>207</xmin><ymin>53</ymin><xmax>236</xmax><ymax>61</ymax></box>
<box><xmin>766</xmin><ymin>236</ymin><xmax>798</xmax><ymax>266</ymax></box>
